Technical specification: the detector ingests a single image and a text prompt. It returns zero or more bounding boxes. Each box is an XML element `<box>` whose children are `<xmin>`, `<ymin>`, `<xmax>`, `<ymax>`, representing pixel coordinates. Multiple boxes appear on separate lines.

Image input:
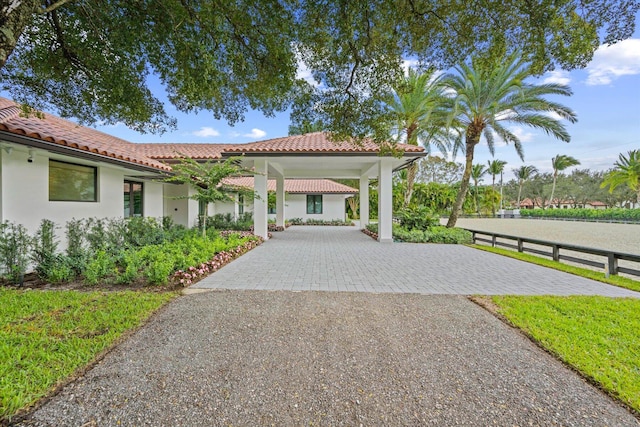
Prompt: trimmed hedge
<box><xmin>365</xmin><ymin>223</ymin><xmax>472</xmax><ymax>244</ymax></box>
<box><xmin>520</xmin><ymin>208</ymin><xmax>640</xmax><ymax>222</ymax></box>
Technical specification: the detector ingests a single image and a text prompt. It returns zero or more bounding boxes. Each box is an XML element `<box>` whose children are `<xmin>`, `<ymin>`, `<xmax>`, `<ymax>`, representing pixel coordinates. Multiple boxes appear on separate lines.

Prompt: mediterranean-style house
<box><xmin>0</xmin><ymin>98</ymin><xmax>424</xmax><ymax>242</ymax></box>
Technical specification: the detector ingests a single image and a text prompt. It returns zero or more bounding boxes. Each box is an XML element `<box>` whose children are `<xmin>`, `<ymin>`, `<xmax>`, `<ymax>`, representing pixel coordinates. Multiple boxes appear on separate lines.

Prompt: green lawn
<box><xmin>471</xmin><ymin>244</ymin><xmax>640</xmax><ymax>293</ymax></box>
<box><xmin>0</xmin><ymin>289</ymin><xmax>175</xmax><ymax>421</ymax></box>
<box><xmin>492</xmin><ymin>296</ymin><xmax>640</xmax><ymax>413</ymax></box>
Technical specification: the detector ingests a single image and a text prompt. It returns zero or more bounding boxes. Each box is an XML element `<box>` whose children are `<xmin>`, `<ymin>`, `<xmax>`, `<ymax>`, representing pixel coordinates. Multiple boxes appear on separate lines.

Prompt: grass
<box><xmin>491</xmin><ymin>296</ymin><xmax>640</xmax><ymax>413</ymax></box>
<box><xmin>0</xmin><ymin>289</ymin><xmax>176</xmax><ymax>421</ymax></box>
<box><xmin>471</xmin><ymin>244</ymin><xmax>640</xmax><ymax>293</ymax></box>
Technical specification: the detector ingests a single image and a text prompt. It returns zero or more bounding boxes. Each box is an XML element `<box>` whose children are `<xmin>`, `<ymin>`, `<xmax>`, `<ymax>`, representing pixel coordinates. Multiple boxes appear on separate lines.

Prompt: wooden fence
<box><xmin>466</xmin><ymin>229</ymin><xmax>640</xmax><ymax>278</ymax></box>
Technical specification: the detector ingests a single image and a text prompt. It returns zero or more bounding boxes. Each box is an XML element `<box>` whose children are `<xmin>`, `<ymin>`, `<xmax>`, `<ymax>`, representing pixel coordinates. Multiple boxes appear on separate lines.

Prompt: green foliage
<box><xmin>492</xmin><ymin>296</ymin><xmax>640</xmax><ymax>412</ymax></box>
<box><xmin>0</xmin><ymin>221</ymin><xmax>32</xmax><ymax>283</ymax></box>
<box><xmin>601</xmin><ymin>150</ymin><xmax>640</xmax><ymax>203</ymax></box>
<box><xmin>396</xmin><ymin>205</ymin><xmax>439</xmax><ymax>231</ymax></box>
<box><xmin>31</xmin><ymin>219</ymin><xmax>59</xmax><ymax>281</ymax></box>
<box><xmin>444</xmin><ymin>52</ymin><xmax>577</xmax><ymax>228</ymax></box>
<box><xmin>2</xmin><ymin>1</ymin><xmax>636</xmax><ymax>137</ymax></box>
<box><xmin>84</xmin><ymin>250</ymin><xmax>118</xmax><ymax>285</ymax></box>
<box><xmin>165</xmin><ymin>156</ymin><xmax>252</xmax><ymax>238</ymax></box>
<box><xmin>206</xmin><ymin>213</ymin><xmax>253</xmax><ymax>231</ymax></box>
<box><xmin>520</xmin><ymin>208</ymin><xmax>640</xmax><ymax>222</ymax></box>
<box><xmin>0</xmin><ymin>289</ymin><xmax>174</xmax><ymax>419</ymax></box>
<box><xmin>365</xmin><ymin>223</ymin><xmax>471</xmax><ymax>244</ymax></box>
<box><xmin>65</xmin><ymin>218</ymin><xmax>89</xmax><ymax>276</ymax></box>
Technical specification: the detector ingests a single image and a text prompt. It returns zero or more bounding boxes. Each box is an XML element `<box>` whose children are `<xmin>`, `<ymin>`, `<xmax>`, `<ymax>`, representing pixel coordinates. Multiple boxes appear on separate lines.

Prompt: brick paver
<box><xmin>195</xmin><ymin>226</ymin><xmax>640</xmax><ymax>297</ymax></box>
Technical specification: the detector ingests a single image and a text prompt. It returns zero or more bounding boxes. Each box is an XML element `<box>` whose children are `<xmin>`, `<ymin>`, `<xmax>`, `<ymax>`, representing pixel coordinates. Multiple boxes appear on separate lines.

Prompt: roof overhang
<box><xmin>0</xmin><ymin>131</ymin><xmax>167</xmax><ymax>176</ymax></box>
<box><xmin>222</xmin><ymin>152</ymin><xmax>425</xmax><ymax>179</ymax></box>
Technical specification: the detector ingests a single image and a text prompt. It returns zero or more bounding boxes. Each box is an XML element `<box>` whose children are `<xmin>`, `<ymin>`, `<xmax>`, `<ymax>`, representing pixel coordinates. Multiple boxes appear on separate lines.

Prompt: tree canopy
<box><xmin>1</xmin><ymin>1</ymin><xmax>637</xmax><ymax>136</ymax></box>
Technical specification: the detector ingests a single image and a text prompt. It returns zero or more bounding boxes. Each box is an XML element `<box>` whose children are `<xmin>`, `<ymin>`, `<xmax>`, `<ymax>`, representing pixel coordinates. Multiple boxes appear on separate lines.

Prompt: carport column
<box><xmin>253</xmin><ymin>159</ymin><xmax>269</xmax><ymax>240</ymax></box>
<box><xmin>359</xmin><ymin>175</ymin><xmax>369</xmax><ymax>227</ymax></box>
<box><xmin>276</xmin><ymin>174</ymin><xmax>285</xmax><ymax>228</ymax></box>
<box><xmin>377</xmin><ymin>158</ymin><xmax>393</xmax><ymax>243</ymax></box>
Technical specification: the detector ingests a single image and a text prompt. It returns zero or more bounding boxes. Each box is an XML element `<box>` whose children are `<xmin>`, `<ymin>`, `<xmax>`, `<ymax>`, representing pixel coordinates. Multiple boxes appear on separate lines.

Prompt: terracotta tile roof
<box><xmin>223</xmin><ymin>132</ymin><xmax>425</xmax><ymax>154</ymax></box>
<box><xmin>134</xmin><ymin>143</ymin><xmax>237</xmax><ymax>160</ymax></box>
<box><xmin>0</xmin><ymin>98</ymin><xmax>170</xmax><ymax>171</ymax></box>
<box><xmin>0</xmin><ymin>98</ymin><xmax>422</xmax><ymax>173</ymax></box>
<box><xmin>222</xmin><ymin>177</ymin><xmax>358</xmax><ymax>194</ymax></box>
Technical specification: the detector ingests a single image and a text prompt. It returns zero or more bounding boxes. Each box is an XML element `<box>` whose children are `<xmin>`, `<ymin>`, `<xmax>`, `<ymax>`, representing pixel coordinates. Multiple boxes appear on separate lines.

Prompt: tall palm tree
<box><xmin>601</xmin><ymin>150</ymin><xmax>640</xmax><ymax>206</ymax></box>
<box><xmin>487</xmin><ymin>159</ymin><xmax>507</xmax><ymax>215</ymax></box>
<box><xmin>384</xmin><ymin>69</ymin><xmax>450</xmax><ymax>208</ymax></box>
<box><xmin>549</xmin><ymin>154</ymin><xmax>580</xmax><ymax>208</ymax></box>
<box><xmin>514</xmin><ymin>165</ymin><xmax>538</xmax><ymax>208</ymax></box>
<box><xmin>444</xmin><ymin>53</ymin><xmax>577</xmax><ymax>227</ymax></box>
<box><xmin>470</xmin><ymin>164</ymin><xmax>487</xmax><ymax>214</ymax></box>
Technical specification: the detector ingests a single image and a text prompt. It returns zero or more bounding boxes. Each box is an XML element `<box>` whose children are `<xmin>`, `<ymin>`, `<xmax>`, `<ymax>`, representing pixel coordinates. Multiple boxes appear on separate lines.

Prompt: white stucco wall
<box><xmin>163</xmin><ymin>183</ymin><xmax>189</xmax><ymax>226</ymax></box>
<box><xmin>1</xmin><ymin>146</ymin><xmax>167</xmax><ymax>240</ymax></box>
<box><xmin>143</xmin><ymin>180</ymin><xmax>164</xmax><ymax>218</ymax></box>
<box><xmin>2</xmin><ymin>149</ymin><xmax>123</xmax><ymax>235</ymax></box>
<box><xmin>279</xmin><ymin>194</ymin><xmax>348</xmax><ymax>221</ymax></box>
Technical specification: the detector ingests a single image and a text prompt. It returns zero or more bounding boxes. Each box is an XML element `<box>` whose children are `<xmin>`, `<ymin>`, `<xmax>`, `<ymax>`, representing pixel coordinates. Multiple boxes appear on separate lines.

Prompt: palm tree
<box><xmin>549</xmin><ymin>154</ymin><xmax>580</xmax><ymax>208</ymax></box>
<box><xmin>470</xmin><ymin>164</ymin><xmax>487</xmax><ymax>214</ymax></box>
<box><xmin>601</xmin><ymin>150</ymin><xmax>640</xmax><ymax>206</ymax></box>
<box><xmin>444</xmin><ymin>53</ymin><xmax>577</xmax><ymax>227</ymax></box>
<box><xmin>384</xmin><ymin>69</ymin><xmax>450</xmax><ymax>208</ymax></box>
<box><xmin>487</xmin><ymin>160</ymin><xmax>507</xmax><ymax>216</ymax></box>
<box><xmin>514</xmin><ymin>165</ymin><xmax>538</xmax><ymax>208</ymax></box>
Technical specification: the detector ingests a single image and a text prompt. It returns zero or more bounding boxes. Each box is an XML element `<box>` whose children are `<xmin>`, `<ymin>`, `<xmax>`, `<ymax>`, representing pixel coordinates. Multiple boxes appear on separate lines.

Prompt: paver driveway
<box><xmin>195</xmin><ymin>226</ymin><xmax>640</xmax><ymax>297</ymax></box>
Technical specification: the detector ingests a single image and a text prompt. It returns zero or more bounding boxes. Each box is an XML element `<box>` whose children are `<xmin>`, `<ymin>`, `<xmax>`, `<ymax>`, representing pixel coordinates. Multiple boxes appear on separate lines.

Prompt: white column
<box><xmin>359</xmin><ymin>175</ymin><xmax>369</xmax><ymax>227</ymax></box>
<box><xmin>253</xmin><ymin>159</ymin><xmax>269</xmax><ymax>240</ymax></box>
<box><xmin>377</xmin><ymin>158</ymin><xmax>393</xmax><ymax>243</ymax></box>
<box><xmin>276</xmin><ymin>174</ymin><xmax>285</xmax><ymax>228</ymax></box>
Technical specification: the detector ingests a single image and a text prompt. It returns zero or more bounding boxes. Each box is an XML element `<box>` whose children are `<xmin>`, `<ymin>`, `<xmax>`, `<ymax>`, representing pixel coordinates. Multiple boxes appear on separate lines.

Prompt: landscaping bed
<box><xmin>0</xmin><ymin>217</ymin><xmax>264</xmax><ymax>291</ymax></box>
<box><xmin>363</xmin><ymin>223</ymin><xmax>472</xmax><ymax>244</ymax></box>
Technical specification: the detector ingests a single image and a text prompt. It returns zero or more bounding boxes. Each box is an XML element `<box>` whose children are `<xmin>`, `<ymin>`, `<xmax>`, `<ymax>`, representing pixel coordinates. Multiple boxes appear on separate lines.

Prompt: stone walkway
<box><xmin>194</xmin><ymin>226</ymin><xmax>640</xmax><ymax>297</ymax></box>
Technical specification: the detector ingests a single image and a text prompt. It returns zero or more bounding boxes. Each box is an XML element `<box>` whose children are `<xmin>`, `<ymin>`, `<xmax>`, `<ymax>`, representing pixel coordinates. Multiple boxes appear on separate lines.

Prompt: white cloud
<box><xmin>545</xmin><ymin>111</ymin><xmax>565</xmax><ymax>121</ymax></box>
<box><xmin>192</xmin><ymin>127</ymin><xmax>220</xmax><ymax>138</ymax></box>
<box><xmin>244</xmin><ymin>128</ymin><xmax>267</xmax><ymax>138</ymax></box>
<box><xmin>541</xmin><ymin>70</ymin><xmax>571</xmax><ymax>85</ymax></box>
<box><xmin>585</xmin><ymin>39</ymin><xmax>640</xmax><ymax>85</ymax></box>
<box><xmin>511</xmin><ymin>126</ymin><xmax>534</xmax><ymax>143</ymax></box>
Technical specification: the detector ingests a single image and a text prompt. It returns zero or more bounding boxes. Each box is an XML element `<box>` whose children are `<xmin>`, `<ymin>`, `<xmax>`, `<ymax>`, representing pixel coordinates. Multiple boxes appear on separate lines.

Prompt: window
<box><xmin>238</xmin><ymin>194</ymin><xmax>244</xmax><ymax>215</ymax></box>
<box><xmin>307</xmin><ymin>195</ymin><xmax>322</xmax><ymax>214</ymax></box>
<box><xmin>49</xmin><ymin>160</ymin><xmax>97</xmax><ymax>202</ymax></box>
<box><xmin>198</xmin><ymin>200</ymin><xmax>207</xmax><ymax>217</ymax></box>
<box><xmin>268</xmin><ymin>206</ymin><xmax>277</xmax><ymax>214</ymax></box>
<box><xmin>124</xmin><ymin>181</ymin><xmax>143</xmax><ymax>217</ymax></box>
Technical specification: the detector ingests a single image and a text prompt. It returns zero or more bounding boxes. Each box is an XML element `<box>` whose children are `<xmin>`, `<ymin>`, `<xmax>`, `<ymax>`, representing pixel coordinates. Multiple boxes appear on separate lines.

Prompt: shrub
<box><xmin>32</xmin><ymin>219</ymin><xmax>59</xmax><ymax>280</ymax></box>
<box><xmin>396</xmin><ymin>205</ymin><xmax>439</xmax><ymax>231</ymax></box>
<box><xmin>0</xmin><ymin>221</ymin><xmax>32</xmax><ymax>283</ymax></box>
<box><xmin>65</xmin><ymin>218</ymin><xmax>89</xmax><ymax>276</ymax></box>
<box><xmin>520</xmin><ymin>208</ymin><xmax>640</xmax><ymax>222</ymax></box>
<box><xmin>205</xmin><ymin>212</ymin><xmax>253</xmax><ymax>231</ymax></box>
<box><xmin>84</xmin><ymin>250</ymin><xmax>118</xmax><ymax>285</ymax></box>
<box><xmin>364</xmin><ymin>222</ymin><xmax>471</xmax><ymax>244</ymax></box>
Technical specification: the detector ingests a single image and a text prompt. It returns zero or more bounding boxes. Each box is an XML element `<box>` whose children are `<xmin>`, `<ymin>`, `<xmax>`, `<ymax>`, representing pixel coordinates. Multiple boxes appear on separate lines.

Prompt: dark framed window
<box><xmin>49</xmin><ymin>160</ymin><xmax>97</xmax><ymax>202</ymax></box>
<box><xmin>238</xmin><ymin>194</ymin><xmax>244</xmax><ymax>215</ymax></box>
<box><xmin>198</xmin><ymin>200</ymin><xmax>207</xmax><ymax>217</ymax></box>
<box><xmin>124</xmin><ymin>180</ymin><xmax>143</xmax><ymax>217</ymax></box>
<box><xmin>307</xmin><ymin>195</ymin><xmax>323</xmax><ymax>214</ymax></box>
<box><xmin>268</xmin><ymin>206</ymin><xmax>276</xmax><ymax>214</ymax></box>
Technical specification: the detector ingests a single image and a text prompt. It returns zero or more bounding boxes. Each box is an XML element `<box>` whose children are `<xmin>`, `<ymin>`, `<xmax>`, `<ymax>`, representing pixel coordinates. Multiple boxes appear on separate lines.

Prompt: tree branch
<box><xmin>41</xmin><ymin>0</ymin><xmax>73</xmax><ymax>14</ymax></box>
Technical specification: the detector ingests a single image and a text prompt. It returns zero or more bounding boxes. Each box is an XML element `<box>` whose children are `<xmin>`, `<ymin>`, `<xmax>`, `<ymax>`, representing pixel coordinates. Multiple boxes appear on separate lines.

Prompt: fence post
<box><xmin>607</xmin><ymin>254</ymin><xmax>619</xmax><ymax>276</ymax></box>
<box><xmin>472</xmin><ymin>231</ymin><xmax>476</xmax><ymax>244</ymax></box>
<box><xmin>517</xmin><ymin>238</ymin><xmax>523</xmax><ymax>253</ymax></box>
<box><xmin>552</xmin><ymin>245</ymin><xmax>559</xmax><ymax>261</ymax></box>
<box><xmin>492</xmin><ymin>235</ymin><xmax>496</xmax><ymax>247</ymax></box>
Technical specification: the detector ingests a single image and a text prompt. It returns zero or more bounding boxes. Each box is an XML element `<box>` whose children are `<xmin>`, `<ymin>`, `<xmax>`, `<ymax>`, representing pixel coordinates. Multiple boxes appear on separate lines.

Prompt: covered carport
<box><xmin>222</xmin><ymin>132</ymin><xmax>425</xmax><ymax>242</ymax></box>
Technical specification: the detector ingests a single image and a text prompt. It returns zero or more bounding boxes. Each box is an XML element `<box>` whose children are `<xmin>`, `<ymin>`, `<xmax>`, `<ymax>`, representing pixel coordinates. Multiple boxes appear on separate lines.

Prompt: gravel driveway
<box><xmin>19</xmin><ymin>291</ymin><xmax>638</xmax><ymax>426</ymax></box>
